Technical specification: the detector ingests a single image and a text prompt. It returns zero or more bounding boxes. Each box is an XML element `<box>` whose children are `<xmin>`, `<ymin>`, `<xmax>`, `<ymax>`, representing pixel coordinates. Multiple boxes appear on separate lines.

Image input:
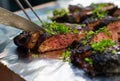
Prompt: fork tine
<box><xmin>23</xmin><ymin>0</ymin><xmax>43</xmax><ymax>25</ymax></box>
<box><xmin>14</xmin><ymin>0</ymin><xmax>32</xmax><ymax>21</ymax></box>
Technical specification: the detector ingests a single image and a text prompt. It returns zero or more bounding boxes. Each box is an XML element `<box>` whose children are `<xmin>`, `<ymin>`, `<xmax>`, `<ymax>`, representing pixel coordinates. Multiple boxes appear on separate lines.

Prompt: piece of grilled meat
<box><xmin>14</xmin><ymin>23</ymin><xmax>85</xmax><ymax>53</ymax></box>
<box><xmin>52</xmin><ymin>3</ymin><xmax>117</xmax><ymax>23</ymax></box>
<box><xmin>71</xmin><ymin>20</ymin><xmax>120</xmax><ymax>76</ymax></box>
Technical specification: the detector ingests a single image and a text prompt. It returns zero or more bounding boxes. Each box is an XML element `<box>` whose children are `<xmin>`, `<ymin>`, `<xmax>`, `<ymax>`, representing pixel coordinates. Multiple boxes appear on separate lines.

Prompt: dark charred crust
<box><xmin>90</xmin><ymin>53</ymin><xmax>120</xmax><ymax>75</ymax></box>
<box><xmin>52</xmin><ymin>3</ymin><xmax>117</xmax><ymax>23</ymax></box>
<box><xmin>83</xmin><ymin>16</ymin><xmax>118</xmax><ymax>31</ymax></box>
<box><xmin>68</xmin><ymin>4</ymin><xmax>83</xmax><ymax>13</ymax></box>
<box><xmin>14</xmin><ymin>31</ymin><xmax>32</xmax><ymax>47</ymax></box>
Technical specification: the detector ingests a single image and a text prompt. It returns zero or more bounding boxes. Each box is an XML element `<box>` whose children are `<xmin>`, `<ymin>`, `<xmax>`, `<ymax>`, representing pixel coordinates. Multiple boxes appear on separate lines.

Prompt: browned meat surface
<box><xmin>84</xmin><ymin>16</ymin><xmax>118</xmax><ymax>30</ymax></box>
<box><xmin>14</xmin><ymin>31</ymin><xmax>40</xmax><ymax>49</ymax></box>
<box><xmin>71</xmin><ymin>20</ymin><xmax>120</xmax><ymax>76</ymax></box>
<box><xmin>52</xmin><ymin>3</ymin><xmax>117</xmax><ymax>23</ymax></box>
<box><xmin>38</xmin><ymin>32</ymin><xmax>85</xmax><ymax>52</ymax></box>
<box><xmin>14</xmin><ymin>23</ymin><xmax>85</xmax><ymax>53</ymax></box>
<box><xmin>113</xmin><ymin>9</ymin><xmax>120</xmax><ymax>17</ymax></box>
<box><xmin>39</xmin><ymin>49</ymin><xmax>65</xmax><ymax>59</ymax></box>
<box><xmin>91</xmin><ymin>20</ymin><xmax>120</xmax><ymax>43</ymax></box>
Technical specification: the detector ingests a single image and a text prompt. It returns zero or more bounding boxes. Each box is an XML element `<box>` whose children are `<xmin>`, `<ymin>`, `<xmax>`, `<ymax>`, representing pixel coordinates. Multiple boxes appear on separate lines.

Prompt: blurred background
<box><xmin>0</xmin><ymin>0</ymin><xmax>55</xmax><ymax>12</ymax></box>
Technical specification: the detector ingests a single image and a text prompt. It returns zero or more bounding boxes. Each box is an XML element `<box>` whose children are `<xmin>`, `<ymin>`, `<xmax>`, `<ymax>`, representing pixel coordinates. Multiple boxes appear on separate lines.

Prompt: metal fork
<box><xmin>14</xmin><ymin>0</ymin><xmax>43</xmax><ymax>25</ymax></box>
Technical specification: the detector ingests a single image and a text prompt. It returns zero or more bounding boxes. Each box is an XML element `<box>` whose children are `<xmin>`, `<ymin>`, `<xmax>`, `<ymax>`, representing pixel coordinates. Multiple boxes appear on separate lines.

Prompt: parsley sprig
<box><xmin>82</xmin><ymin>26</ymin><xmax>109</xmax><ymax>45</ymax></box>
<box><xmin>62</xmin><ymin>48</ymin><xmax>71</xmax><ymax>62</ymax></box>
<box><xmin>53</xmin><ymin>8</ymin><xmax>68</xmax><ymax>17</ymax></box>
<box><xmin>91</xmin><ymin>3</ymin><xmax>109</xmax><ymax>19</ymax></box>
<box><xmin>84</xmin><ymin>57</ymin><xmax>93</xmax><ymax>65</ymax></box>
<box><xmin>92</xmin><ymin>39</ymin><xmax>116</xmax><ymax>52</ymax></box>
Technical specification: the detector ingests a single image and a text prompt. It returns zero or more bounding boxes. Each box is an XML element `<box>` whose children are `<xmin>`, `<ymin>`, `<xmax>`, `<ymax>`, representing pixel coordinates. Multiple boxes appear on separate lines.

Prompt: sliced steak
<box><xmin>52</xmin><ymin>3</ymin><xmax>117</xmax><ymax>23</ymax></box>
<box><xmin>91</xmin><ymin>20</ymin><xmax>120</xmax><ymax>43</ymax></box>
<box><xmin>71</xmin><ymin>20</ymin><xmax>120</xmax><ymax>76</ymax></box>
<box><xmin>83</xmin><ymin>16</ymin><xmax>118</xmax><ymax>30</ymax></box>
<box><xmin>38</xmin><ymin>32</ymin><xmax>85</xmax><ymax>52</ymax></box>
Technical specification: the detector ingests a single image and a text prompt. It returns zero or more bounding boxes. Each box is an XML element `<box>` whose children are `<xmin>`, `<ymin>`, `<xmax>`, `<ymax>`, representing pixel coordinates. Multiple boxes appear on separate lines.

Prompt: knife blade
<box><xmin>0</xmin><ymin>7</ymin><xmax>45</xmax><ymax>34</ymax></box>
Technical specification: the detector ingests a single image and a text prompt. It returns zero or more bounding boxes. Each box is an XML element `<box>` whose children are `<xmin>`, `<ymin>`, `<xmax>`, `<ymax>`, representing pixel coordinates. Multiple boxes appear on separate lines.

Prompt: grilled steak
<box><xmin>38</xmin><ymin>32</ymin><xmax>85</xmax><ymax>52</ymax></box>
<box><xmin>14</xmin><ymin>31</ymin><xmax>40</xmax><ymax>49</ymax></box>
<box><xmin>13</xmin><ymin>2</ymin><xmax>120</xmax><ymax>76</ymax></box>
<box><xmin>52</xmin><ymin>3</ymin><xmax>117</xmax><ymax>23</ymax></box>
<box><xmin>83</xmin><ymin>16</ymin><xmax>118</xmax><ymax>30</ymax></box>
<box><xmin>14</xmin><ymin>23</ymin><xmax>85</xmax><ymax>53</ymax></box>
<box><xmin>91</xmin><ymin>20</ymin><xmax>120</xmax><ymax>43</ymax></box>
<box><xmin>71</xmin><ymin>20</ymin><xmax>120</xmax><ymax>76</ymax></box>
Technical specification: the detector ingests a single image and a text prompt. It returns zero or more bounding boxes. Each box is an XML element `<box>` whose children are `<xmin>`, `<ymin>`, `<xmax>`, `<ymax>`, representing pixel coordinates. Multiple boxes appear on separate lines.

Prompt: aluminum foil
<box><xmin>0</xmin><ymin>0</ymin><xmax>120</xmax><ymax>81</ymax></box>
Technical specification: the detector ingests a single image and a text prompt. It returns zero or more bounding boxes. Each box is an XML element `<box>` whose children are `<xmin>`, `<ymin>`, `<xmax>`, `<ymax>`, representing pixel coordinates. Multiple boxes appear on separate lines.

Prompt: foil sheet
<box><xmin>0</xmin><ymin>0</ymin><xmax>120</xmax><ymax>81</ymax></box>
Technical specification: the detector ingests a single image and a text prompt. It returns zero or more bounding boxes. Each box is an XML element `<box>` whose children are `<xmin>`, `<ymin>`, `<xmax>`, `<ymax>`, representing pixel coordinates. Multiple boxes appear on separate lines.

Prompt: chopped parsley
<box><xmin>43</xmin><ymin>21</ymin><xmax>78</xmax><ymax>35</ymax></box>
<box><xmin>84</xmin><ymin>57</ymin><xmax>93</xmax><ymax>65</ymax></box>
<box><xmin>53</xmin><ymin>8</ymin><xmax>68</xmax><ymax>17</ymax></box>
<box><xmin>112</xmin><ymin>50</ymin><xmax>117</xmax><ymax>54</ymax></box>
<box><xmin>62</xmin><ymin>49</ymin><xmax>71</xmax><ymax>62</ymax></box>
<box><xmin>95</xmin><ymin>26</ymin><xmax>110</xmax><ymax>35</ymax></box>
<box><xmin>91</xmin><ymin>39</ymin><xmax>116</xmax><ymax>52</ymax></box>
<box><xmin>81</xmin><ymin>24</ymin><xmax>86</xmax><ymax>28</ymax></box>
<box><xmin>82</xmin><ymin>26</ymin><xmax>110</xmax><ymax>45</ymax></box>
<box><xmin>91</xmin><ymin>3</ymin><xmax>109</xmax><ymax>19</ymax></box>
<box><xmin>82</xmin><ymin>31</ymin><xmax>95</xmax><ymax>45</ymax></box>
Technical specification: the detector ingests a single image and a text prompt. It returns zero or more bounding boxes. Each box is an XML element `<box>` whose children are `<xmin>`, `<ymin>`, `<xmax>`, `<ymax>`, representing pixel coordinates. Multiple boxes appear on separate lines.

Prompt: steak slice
<box><xmin>71</xmin><ymin>20</ymin><xmax>120</xmax><ymax>76</ymax></box>
<box><xmin>52</xmin><ymin>3</ymin><xmax>117</xmax><ymax>23</ymax></box>
<box><xmin>91</xmin><ymin>20</ymin><xmax>120</xmax><ymax>43</ymax></box>
<box><xmin>38</xmin><ymin>32</ymin><xmax>85</xmax><ymax>52</ymax></box>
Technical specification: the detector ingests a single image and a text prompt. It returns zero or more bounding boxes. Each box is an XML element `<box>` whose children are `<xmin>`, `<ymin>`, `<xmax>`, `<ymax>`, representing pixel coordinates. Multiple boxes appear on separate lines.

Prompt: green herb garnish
<box><xmin>81</xmin><ymin>24</ymin><xmax>86</xmax><ymax>28</ymax></box>
<box><xmin>112</xmin><ymin>50</ymin><xmax>117</xmax><ymax>54</ymax></box>
<box><xmin>43</xmin><ymin>21</ymin><xmax>78</xmax><ymax>35</ymax></box>
<box><xmin>118</xmin><ymin>16</ymin><xmax>120</xmax><ymax>19</ymax></box>
<box><xmin>33</xmin><ymin>54</ymin><xmax>39</xmax><ymax>58</ymax></box>
<box><xmin>53</xmin><ymin>8</ymin><xmax>68</xmax><ymax>17</ymax></box>
<box><xmin>84</xmin><ymin>57</ymin><xmax>93</xmax><ymax>65</ymax></box>
<box><xmin>91</xmin><ymin>3</ymin><xmax>109</xmax><ymax>19</ymax></box>
<box><xmin>92</xmin><ymin>39</ymin><xmax>116</xmax><ymax>52</ymax></box>
<box><xmin>85</xmin><ymin>31</ymin><xmax>95</xmax><ymax>40</ymax></box>
<box><xmin>62</xmin><ymin>49</ymin><xmax>71</xmax><ymax>62</ymax></box>
<box><xmin>95</xmin><ymin>26</ymin><xmax>110</xmax><ymax>35</ymax></box>
<box><xmin>82</xmin><ymin>26</ymin><xmax>110</xmax><ymax>45</ymax></box>
<box><xmin>82</xmin><ymin>31</ymin><xmax>95</xmax><ymax>45</ymax></box>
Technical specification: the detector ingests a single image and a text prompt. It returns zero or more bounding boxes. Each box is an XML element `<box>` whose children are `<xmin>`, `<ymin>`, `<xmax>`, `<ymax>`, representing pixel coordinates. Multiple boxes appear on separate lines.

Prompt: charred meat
<box><xmin>52</xmin><ymin>3</ymin><xmax>118</xmax><ymax>23</ymax></box>
<box><xmin>71</xmin><ymin>20</ymin><xmax>120</xmax><ymax>76</ymax></box>
<box><xmin>13</xmin><ymin>3</ymin><xmax>120</xmax><ymax>76</ymax></box>
<box><xmin>14</xmin><ymin>22</ymin><xmax>85</xmax><ymax>53</ymax></box>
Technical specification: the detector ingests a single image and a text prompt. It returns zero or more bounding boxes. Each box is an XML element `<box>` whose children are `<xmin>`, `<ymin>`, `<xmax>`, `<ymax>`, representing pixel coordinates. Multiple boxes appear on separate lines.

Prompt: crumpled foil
<box><xmin>0</xmin><ymin>0</ymin><xmax>120</xmax><ymax>81</ymax></box>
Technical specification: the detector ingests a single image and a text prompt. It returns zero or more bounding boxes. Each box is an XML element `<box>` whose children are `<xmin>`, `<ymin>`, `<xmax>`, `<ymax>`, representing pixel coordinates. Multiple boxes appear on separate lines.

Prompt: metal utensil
<box><xmin>0</xmin><ymin>7</ymin><xmax>45</xmax><ymax>33</ymax></box>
